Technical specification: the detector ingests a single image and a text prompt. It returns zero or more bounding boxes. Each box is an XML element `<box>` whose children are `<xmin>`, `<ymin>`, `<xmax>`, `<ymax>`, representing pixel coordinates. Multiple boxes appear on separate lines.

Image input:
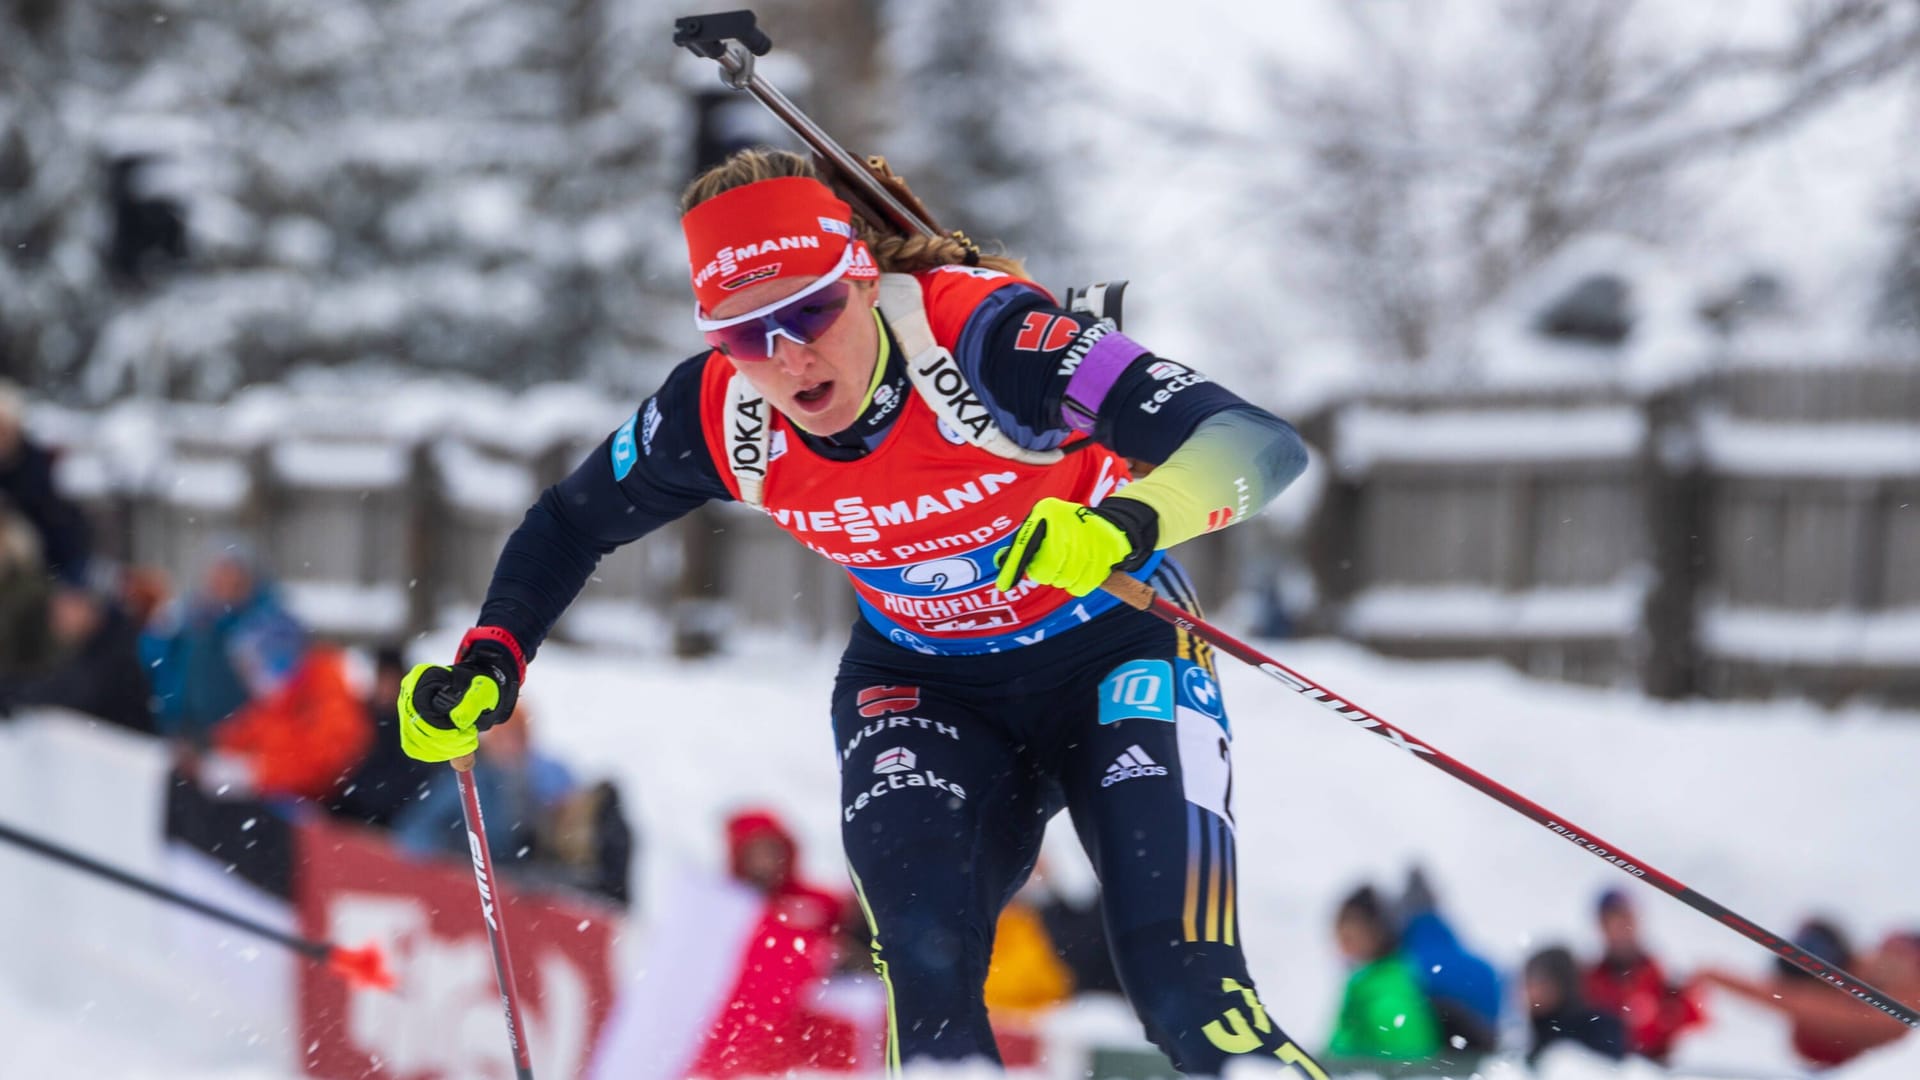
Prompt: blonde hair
<box><xmin>679</xmin><ymin>148</ymin><xmax>1028</xmax><ymax>279</ymax></box>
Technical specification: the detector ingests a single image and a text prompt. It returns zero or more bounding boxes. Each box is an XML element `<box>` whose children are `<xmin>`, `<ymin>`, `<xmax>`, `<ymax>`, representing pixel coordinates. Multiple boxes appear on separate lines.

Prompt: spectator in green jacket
<box><xmin>1327</xmin><ymin>884</ymin><xmax>1444</xmax><ymax>1063</ymax></box>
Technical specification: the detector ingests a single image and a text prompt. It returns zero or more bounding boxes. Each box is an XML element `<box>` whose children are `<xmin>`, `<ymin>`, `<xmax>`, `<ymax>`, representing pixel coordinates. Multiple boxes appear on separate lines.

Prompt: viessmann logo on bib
<box><xmin>767</xmin><ymin>469</ymin><xmax>1020</xmax><ymax>545</ymax></box>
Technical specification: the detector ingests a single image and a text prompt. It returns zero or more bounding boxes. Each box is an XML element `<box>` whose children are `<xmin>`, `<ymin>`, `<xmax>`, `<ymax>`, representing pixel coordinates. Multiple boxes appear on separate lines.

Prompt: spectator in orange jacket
<box><xmin>210</xmin><ymin>644</ymin><xmax>372</xmax><ymax>801</ymax></box>
<box><xmin>1584</xmin><ymin>888</ymin><xmax>1704</xmax><ymax>1064</ymax></box>
<box><xmin>685</xmin><ymin>809</ymin><xmax>859</xmax><ymax>1078</ymax></box>
<box><xmin>1696</xmin><ymin>920</ymin><xmax>1919</xmax><ymax>1069</ymax></box>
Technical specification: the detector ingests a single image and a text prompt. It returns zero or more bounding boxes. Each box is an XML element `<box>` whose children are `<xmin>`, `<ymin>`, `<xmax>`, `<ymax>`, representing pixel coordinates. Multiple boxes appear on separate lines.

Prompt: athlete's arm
<box><xmin>476</xmin><ymin>355</ymin><xmax>732</xmax><ymax>657</ymax></box>
<box><xmin>965</xmin><ymin>292</ymin><xmax>1309</xmax><ymax>553</ymax></box>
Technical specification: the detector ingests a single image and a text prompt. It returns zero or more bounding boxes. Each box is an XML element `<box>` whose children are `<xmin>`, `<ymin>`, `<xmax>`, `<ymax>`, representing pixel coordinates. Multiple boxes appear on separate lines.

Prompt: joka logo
<box><xmin>1102</xmin><ymin>745</ymin><xmax>1169</xmax><ymax>787</ymax></box>
<box><xmin>873</xmin><ymin>746</ymin><xmax>917</xmax><ymax>774</ymax></box>
<box><xmin>1098</xmin><ymin>659</ymin><xmax>1174</xmax><ymax>725</ymax></box>
<box><xmin>857</xmin><ymin>685</ymin><xmax>920</xmax><ymax>718</ymax></box>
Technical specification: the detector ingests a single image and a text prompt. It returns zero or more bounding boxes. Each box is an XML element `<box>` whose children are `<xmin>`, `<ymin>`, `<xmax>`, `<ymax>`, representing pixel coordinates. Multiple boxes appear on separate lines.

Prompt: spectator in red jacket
<box><xmin>685</xmin><ymin>808</ymin><xmax>860</xmax><ymax>1077</ymax></box>
<box><xmin>1696</xmin><ymin>920</ymin><xmax>1919</xmax><ymax>1069</ymax></box>
<box><xmin>1584</xmin><ymin>888</ymin><xmax>1704</xmax><ymax>1064</ymax></box>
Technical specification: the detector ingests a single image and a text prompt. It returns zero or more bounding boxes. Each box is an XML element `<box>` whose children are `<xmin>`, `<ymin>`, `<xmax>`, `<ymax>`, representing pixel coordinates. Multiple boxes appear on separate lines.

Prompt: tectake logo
<box><xmin>844</xmin><ymin>747</ymin><xmax>968</xmax><ymax>822</ymax></box>
<box><xmin>1138</xmin><ymin>367</ymin><xmax>1209</xmax><ymax>415</ymax></box>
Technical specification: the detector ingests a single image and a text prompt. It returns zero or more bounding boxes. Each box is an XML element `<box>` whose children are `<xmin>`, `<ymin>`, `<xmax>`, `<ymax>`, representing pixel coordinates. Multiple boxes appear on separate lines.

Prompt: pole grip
<box><xmin>1101</xmin><ymin>571</ymin><xmax>1155</xmax><ymax>611</ymax></box>
<box><xmin>451</xmin><ymin>753</ymin><xmax>476</xmax><ymax>773</ymax></box>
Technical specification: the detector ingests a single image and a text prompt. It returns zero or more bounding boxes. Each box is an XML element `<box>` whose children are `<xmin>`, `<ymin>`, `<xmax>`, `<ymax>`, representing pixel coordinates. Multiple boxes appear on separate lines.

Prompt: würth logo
<box><xmin>858</xmin><ymin>685</ymin><xmax>921</xmax><ymax>718</ymax></box>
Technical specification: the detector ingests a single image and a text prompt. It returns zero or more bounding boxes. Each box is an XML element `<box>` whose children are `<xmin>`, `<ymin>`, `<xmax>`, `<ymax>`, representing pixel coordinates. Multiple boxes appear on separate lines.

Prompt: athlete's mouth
<box><xmin>792</xmin><ymin>382</ymin><xmax>834</xmax><ymax>411</ymax></box>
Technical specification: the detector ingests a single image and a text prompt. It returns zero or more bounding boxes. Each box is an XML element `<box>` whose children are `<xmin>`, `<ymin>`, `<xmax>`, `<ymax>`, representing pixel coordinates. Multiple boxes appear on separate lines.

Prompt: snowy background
<box><xmin>5</xmin><ymin>637</ymin><xmax>1920</xmax><ymax>1077</ymax></box>
<box><xmin>4</xmin><ymin>0</ymin><xmax>1920</xmax><ymax>1076</ymax></box>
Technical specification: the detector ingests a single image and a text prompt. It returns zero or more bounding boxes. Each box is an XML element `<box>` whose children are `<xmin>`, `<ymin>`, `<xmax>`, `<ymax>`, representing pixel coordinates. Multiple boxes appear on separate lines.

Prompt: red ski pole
<box><xmin>452</xmin><ymin>753</ymin><xmax>538</xmax><ymax>1079</ymax></box>
<box><xmin>1100</xmin><ymin>572</ymin><xmax>1920</xmax><ymax>1029</ymax></box>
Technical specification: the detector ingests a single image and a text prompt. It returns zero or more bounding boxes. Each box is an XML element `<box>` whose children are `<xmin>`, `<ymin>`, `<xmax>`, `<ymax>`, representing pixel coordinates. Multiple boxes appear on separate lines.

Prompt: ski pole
<box><xmin>672</xmin><ymin>9</ymin><xmax>944</xmax><ymax>240</ymax></box>
<box><xmin>0</xmin><ymin>818</ymin><xmax>395</xmax><ymax>992</ymax></box>
<box><xmin>452</xmin><ymin>752</ymin><xmax>537</xmax><ymax>1079</ymax></box>
<box><xmin>1099</xmin><ymin>571</ymin><xmax>1920</xmax><ymax>1029</ymax></box>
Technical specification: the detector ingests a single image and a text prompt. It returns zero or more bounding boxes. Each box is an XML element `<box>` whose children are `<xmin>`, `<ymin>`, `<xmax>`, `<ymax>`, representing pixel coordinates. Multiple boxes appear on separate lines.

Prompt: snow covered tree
<box><xmin>1</xmin><ymin>0</ymin><xmax>692</xmax><ymax>401</ymax></box>
<box><xmin>1248</xmin><ymin>0</ymin><xmax>1920</xmax><ymax>364</ymax></box>
<box><xmin>871</xmin><ymin>0</ymin><xmax>1072</xmax><ymax>281</ymax></box>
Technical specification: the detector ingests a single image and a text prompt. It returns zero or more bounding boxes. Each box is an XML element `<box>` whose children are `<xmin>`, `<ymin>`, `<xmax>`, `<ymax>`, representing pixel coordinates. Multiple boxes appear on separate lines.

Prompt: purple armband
<box><xmin>1060</xmin><ymin>331</ymin><xmax>1149</xmax><ymax>433</ymax></box>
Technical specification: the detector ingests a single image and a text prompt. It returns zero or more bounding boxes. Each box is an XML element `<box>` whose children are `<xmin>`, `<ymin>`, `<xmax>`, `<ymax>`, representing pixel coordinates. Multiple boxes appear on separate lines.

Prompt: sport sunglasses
<box><xmin>693</xmin><ymin>242</ymin><xmax>856</xmax><ymax>361</ymax></box>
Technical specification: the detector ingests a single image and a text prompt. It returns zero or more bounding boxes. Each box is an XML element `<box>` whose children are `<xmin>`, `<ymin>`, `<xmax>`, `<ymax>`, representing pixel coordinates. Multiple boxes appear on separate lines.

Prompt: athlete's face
<box><xmin>708</xmin><ymin>275</ymin><xmax>880</xmax><ymax>436</ymax></box>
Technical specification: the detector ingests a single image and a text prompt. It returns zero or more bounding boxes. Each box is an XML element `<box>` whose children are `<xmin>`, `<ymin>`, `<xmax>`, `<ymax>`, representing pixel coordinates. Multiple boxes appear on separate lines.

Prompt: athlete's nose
<box><xmin>770</xmin><ymin>335</ymin><xmax>816</xmax><ymax>377</ymax></box>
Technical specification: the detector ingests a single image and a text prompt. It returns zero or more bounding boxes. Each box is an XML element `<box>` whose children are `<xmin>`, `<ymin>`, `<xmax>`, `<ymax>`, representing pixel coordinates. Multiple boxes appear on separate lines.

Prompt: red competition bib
<box><xmin>697</xmin><ymin>268</ymin><xmax>1155</xmax><ymax>654</ymax></box>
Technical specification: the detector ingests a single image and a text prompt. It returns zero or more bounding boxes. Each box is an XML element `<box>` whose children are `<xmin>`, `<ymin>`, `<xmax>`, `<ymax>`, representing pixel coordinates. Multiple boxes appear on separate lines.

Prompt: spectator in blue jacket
<box><xmin>146</xmin><ymin>538</ymin><xmax>306</xmax><ymax>744</ymax></box>
<box><xmin>1395</xmin><ymin>866</ymin><xmax>1504</xmax><ymax>1053</ymax></box>
<box><xmin>395</xmin><ymin>700</ymin><xmax>577</xmax><ymax>866</ymax></box>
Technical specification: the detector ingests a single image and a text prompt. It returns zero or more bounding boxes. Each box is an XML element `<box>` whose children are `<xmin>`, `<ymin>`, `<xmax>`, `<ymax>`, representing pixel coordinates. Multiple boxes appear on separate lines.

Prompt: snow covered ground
<box><xmin>6</xmin><ymin>628</ymin><xmax>1915</xmax><ymax>1078</ymax></box>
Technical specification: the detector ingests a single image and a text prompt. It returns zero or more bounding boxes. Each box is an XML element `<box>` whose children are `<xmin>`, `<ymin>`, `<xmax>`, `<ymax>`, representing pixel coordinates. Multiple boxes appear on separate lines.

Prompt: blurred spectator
<box><xmin>0</xmin><ymin>508</ymin><xmax>53</xmax><ymax>677</ymax></box>
<box><xmin>395</xmin><ymin>701</ymin><xmax>575</xmax><ymax>863</ymax></box>
<box><xmin>209</xmin><ymin>641</ymin><xmax>370</xmax><ymax>801</ymax></box>
<box><xmin>119</xmin><ymin>564</ymin><xmax>172</xmax><ymax>636</ymax></box>
<box><xmin>683</xmin><ymin>808</ymin><xmax>860</xmax><ymax>1077</ymax></box>
<box><xmin>1030</xmin><ymin>865</ymin><xmax>1122</xmax><ymax>997</ymax></box>
<box><xmin>1394</xmin><ymin>866</ymin><xmax>1503</xmax><ymax>1053</ymax></box>
<box><xmin>0</xmin><ymin>379</ymin><xmax>91</xmax><ymax>587</ymax></box>
<box><xmin>1584</xmin><ymin>888</ymin><xmax>1704</xmax><ymax>1064</ymax></box>
<box><xmin>162</xmin><ymin>638</ymin><xmax>372</xmax><ymax>898</ymax></box>
<box><xmin>0</xmin><ymin>584</ymin><xmax>154</xmax><ymax>733</ymax></box>
<box><xmin>1695</xmin><ymin>919</ymin><xmax>1919</xmax><ymax>1068</ymax></box>
<box><xmin>391</xmin><ymin>699</ymin><xmax>631</xmax><ymax>906</ymax></box>
<box><xmin>324</xmin><ymin>645</ymin><xmax>433</xmax><ymax>829</ymax></box>
<box><xmin>1524</xmin><ymin>945</ymin><xmax>1627</xmax><ymax>1067</ymax></box>
<box><xmin>983</xmin><ymin>871</ymin><xmax>1075</xmax><ymax>1066</ymax></box>
<box><xmin>543</xmin><ymin>778</ymin><xmax>636</xmax><ymax>908</ymax></box>
<box><xmin>1326</xmin><ymin>883</ymin><xmax>1443</xmax><ymax>1063</ymax></box>
<box><xmin>147</xmin><ymin>539</ymin><xmax>306</xmax><ymax>744</ymax></box>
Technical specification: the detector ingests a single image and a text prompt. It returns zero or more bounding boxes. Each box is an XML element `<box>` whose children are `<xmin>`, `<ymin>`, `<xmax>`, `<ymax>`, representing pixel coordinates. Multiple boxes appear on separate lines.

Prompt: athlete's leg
<box><xmin>832</xmin><ymin>677</ymin><xmax>1053</xmax><ymax>1069</ymax></box>
<box><xmin>1061</xmin><ymin>564</ymin><xmax>1330</xmax><ymax>1078</ymax></box>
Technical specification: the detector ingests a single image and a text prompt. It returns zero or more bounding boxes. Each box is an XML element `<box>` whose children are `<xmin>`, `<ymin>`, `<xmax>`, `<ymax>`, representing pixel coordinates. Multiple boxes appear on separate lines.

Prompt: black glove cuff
<box><xmin>1090</xmin><ymin>496</ymin><xmax>1159</xmax><ymax>572</ymax></box>
<box><xmin>459</xmin><ymin>639</ymin><xmax>522</xmax><ymax>692</ymax></box>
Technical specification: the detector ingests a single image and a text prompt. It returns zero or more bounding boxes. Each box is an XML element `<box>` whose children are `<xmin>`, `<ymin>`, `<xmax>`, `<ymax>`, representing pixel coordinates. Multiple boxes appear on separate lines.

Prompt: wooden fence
<box><xmin>1305</xmin><ymin>363</ymin><xmax>1920</xmax><ymax>706</ymax></box>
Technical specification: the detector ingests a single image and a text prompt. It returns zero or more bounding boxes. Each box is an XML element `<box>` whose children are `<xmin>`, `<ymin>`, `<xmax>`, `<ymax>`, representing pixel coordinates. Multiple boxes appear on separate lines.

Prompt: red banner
<box><xmin>295</xmin><ymin>818</ymin><xmax>619</xmax><ymax>1079</ymax></box>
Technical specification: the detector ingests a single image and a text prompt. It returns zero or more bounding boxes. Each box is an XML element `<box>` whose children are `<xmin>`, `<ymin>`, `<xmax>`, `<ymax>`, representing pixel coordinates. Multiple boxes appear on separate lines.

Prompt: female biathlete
<box><xmin>399</xmin><ymin>149</ymin><xmax>1326</xmax><ymax>1078</ymax></box>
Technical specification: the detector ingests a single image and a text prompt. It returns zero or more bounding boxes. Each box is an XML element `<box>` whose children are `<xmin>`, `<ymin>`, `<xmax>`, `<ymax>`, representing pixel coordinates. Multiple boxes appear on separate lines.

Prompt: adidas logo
<box><xmin>1102</xmin><ymin>745</ymin><xmax>1169</xmax><ymax>788</ymax></box>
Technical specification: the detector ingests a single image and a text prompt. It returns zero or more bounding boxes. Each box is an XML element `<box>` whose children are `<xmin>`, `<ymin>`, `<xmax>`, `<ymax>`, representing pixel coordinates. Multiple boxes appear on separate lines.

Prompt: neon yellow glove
<box><xmin>397</xmin><ymin>634</ymin><xmax>523</xmax><ymax>763</ymax></box>
<box><xmin>995</xmin><ymin>496</ymin><xmax>1155</xmax><ymax>597</ymax></box>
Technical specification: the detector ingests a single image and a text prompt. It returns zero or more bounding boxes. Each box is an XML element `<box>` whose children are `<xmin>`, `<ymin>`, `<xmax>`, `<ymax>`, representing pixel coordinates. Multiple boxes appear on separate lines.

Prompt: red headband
<box><xmin>681</xmin><ymin>176</ymin><xmax>877</xmax><ymax>315</ymax></box>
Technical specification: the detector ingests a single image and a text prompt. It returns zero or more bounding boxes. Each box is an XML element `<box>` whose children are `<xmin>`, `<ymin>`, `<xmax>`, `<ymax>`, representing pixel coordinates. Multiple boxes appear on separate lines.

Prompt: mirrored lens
<box><xmin>704</xmin><ymin>281</ymin><xmax>853</xmax><ymax>360</ymax></box>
